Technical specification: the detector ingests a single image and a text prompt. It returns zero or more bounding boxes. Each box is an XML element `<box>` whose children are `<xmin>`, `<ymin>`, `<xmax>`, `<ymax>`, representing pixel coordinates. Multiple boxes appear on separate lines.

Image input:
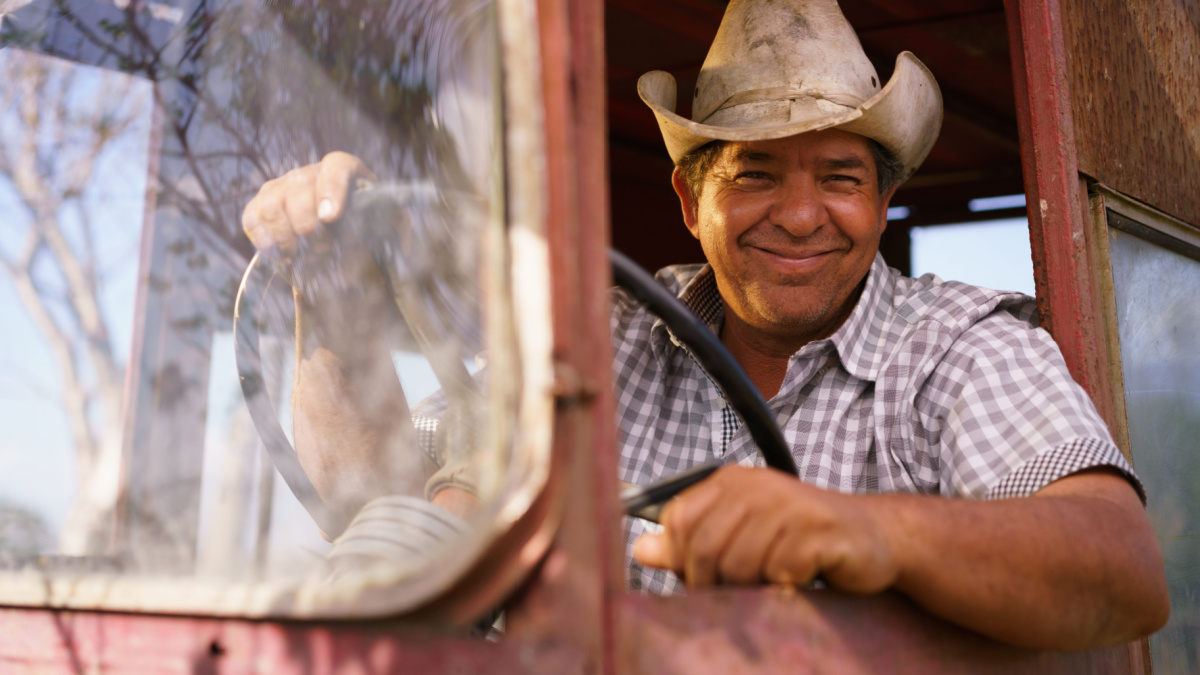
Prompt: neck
<box><xmin>719</xmin><ymin>281</ymin><xmax>866</xmax><ymax>400</ymax></box>
<box><xmin>719</xmin><ymin>316</ymin><xmax>801</xmax><ymax>400</ymax></box>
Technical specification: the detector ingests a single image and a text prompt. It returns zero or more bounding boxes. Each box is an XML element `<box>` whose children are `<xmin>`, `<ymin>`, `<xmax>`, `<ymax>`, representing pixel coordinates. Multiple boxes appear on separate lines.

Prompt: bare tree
<box><xmin>0</xmin><ymin>49</ymin><xmax>148</xmax><ymax>554</ymax></box>
<box><xmin>2</xmin><ymin>0</ymin><xmax>491</xmax><ymax>567</ymax></box>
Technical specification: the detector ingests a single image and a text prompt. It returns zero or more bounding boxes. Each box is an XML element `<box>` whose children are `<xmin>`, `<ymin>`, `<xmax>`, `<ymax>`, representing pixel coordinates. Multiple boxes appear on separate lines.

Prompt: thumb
<box><xmin>633</xmin><ymin>532</ymin><xmax>675</xmax><ymax>569</ymax></box>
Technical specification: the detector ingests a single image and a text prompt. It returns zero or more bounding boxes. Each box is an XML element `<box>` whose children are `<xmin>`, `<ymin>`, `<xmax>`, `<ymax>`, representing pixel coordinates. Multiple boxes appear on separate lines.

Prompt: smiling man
<box><xmin>613</xmin><ymin>0</ymin><xmax>1169</xmax><ymax>651</ymax></box>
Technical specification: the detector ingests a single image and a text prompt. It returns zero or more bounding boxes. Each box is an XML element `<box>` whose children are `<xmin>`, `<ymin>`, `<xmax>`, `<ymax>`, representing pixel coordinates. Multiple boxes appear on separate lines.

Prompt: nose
<box><xmin>768</xmin><ymin>176</ymin><xmax>825</xmax><ymax>238</ymax></box>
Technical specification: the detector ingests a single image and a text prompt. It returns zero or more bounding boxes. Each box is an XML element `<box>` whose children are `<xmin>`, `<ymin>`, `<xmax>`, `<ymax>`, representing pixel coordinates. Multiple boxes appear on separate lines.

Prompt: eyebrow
<box><xmin>727</xmin><ymin>149</ymin><xmax>871</xmax><ymax>172</ymax></box>
<box><xmin>819</xmin><ymin>156</ymin><xmax>870</xmax><ymax>171</ymax></box>
<box><xmin>729</xmin><ymin>148</ymin><xmax>777</xmax><ymax>164</ymax></box>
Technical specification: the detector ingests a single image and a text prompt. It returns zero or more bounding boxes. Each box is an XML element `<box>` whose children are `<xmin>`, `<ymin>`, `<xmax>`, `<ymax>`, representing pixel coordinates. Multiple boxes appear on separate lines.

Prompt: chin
<box><xmin>748</xmin><ymin>299</ymin><xmax>834</xmax><ymax>333</ymax></box>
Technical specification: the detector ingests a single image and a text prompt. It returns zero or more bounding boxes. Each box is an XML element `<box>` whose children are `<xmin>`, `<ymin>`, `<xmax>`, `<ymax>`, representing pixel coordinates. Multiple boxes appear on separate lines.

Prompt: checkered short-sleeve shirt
<box><xmin>611</xmin><ymin>254</ymin><xmax>1140</xmax><ymax>594</ymax></box>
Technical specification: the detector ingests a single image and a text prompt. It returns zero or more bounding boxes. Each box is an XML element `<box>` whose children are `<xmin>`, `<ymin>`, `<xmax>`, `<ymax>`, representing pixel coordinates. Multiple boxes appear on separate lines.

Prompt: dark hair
<box><xmin>868</xmin><ymin>140</ymin><xmax>904</xmax><ymax>197</ymax></box>
<box><xmin>676</xmin><ymin>140</ymin><xmax>728</xmax><ymax>205</ymax></box>
<box><xmin>676</xmin><ymin>136</ymin><xmax>905</xmax><ymax>202</ymax></box>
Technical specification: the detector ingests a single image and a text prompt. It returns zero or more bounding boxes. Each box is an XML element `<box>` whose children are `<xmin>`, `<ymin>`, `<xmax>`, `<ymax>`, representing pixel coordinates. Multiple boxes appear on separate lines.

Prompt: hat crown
<box><xmin>693</xmin><ymin>0</ymin><xmax>880</xmax><ymax>125</ymax></box>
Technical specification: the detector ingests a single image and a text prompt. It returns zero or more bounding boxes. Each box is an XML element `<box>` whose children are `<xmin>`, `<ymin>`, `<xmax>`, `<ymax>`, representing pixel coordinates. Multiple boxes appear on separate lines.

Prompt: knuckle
<box><xmin>322</xmin><ymin>151</ymin><xmax>357</xmax><ymax>171</ymax></box>
<box><xmin>285</xmin><ymin>167</ymin><xmax>312</xmax><ymax>184</ymax></box>
<box><xmin>690</xmin><ymin>544</ymin><xmax>716</xmax><ymax>569</ymax></box>
<box><xmin>241</xmin><ymin>205</ymin><xmax>257</xmax><ymax>231</ymax></box>
<box><xmin>718</xmin><ymin>556</ymin><xmax>755</xmax><ymax>585</ymax></box>
<box><xmin>253</xmin><ymin>199</ymin><xmax>283</xmax><ymax>223</ymax></box>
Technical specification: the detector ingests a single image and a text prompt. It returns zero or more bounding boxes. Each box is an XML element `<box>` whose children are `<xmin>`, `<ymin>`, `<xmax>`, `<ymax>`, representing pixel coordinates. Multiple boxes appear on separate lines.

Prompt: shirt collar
<box><xmin>649</xmin><ymin>265</ymin><xmax>724</xmax><ymax>356</ymax></box>
<box><xmin>649</xmin><ymin>255</ymin><xmax>895</xmax><ymax>382</ymax></box>
<box><xmin>826</xmin><ymin>253</ymin><xmax>894</xmax><ymax>382</ymax></box>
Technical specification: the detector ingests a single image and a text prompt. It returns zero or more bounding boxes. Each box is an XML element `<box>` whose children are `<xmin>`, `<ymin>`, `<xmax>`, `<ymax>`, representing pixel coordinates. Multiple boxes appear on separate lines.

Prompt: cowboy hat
<box><xmin>638</xmin><ymin>0</ymin><xmax>942</xmax><ymax>183</ymax></box>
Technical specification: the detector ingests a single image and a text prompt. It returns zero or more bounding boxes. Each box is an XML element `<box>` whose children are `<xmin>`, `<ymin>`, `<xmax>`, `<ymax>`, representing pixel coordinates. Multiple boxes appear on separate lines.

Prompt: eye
<box><xmin>823</xmin><ymin>173</ymin><xmax>867</xmax><ymax>190</ymax></box>
<box><xmin>735</xmin><ymin>171</ymin><xmax>772</xmax><ymax>182</ymax></box>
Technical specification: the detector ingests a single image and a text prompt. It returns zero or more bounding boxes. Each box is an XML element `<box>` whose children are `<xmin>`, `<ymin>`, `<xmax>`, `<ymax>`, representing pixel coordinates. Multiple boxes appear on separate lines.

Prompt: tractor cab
<box><xmin>0</xmin><ymin>0</ymin><xmax>1197</xmax><ymax>671</ymax></box>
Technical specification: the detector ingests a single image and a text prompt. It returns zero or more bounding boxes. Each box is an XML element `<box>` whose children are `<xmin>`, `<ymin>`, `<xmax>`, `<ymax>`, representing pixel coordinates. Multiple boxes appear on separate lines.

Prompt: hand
<box><xmin>242</xmin><ymin>151</ymin><xmax>376</xmax><ymax>255</ymax></box>
<box><xmin>633</xmin><ymin>465</ymin><xmax>900</xmax><ymax>592</ymax></box>
<box><xmin>243</xmin><ymin>153</ymin><xmax>427</xmax><ymax>526</ymax></box>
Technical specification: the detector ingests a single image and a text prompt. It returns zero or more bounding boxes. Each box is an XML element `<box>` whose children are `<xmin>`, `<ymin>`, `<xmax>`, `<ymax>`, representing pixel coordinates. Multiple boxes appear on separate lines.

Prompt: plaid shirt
<box><xmin>611</xmin><ymin>254</ymin><xmax>1138</xmax><ymax>593</ymax></box>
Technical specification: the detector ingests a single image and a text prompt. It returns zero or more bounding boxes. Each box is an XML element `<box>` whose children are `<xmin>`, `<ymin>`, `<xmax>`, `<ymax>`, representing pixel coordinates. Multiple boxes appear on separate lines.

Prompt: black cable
<box><xmin>609</xmin><ymin>249</ymin><xmax>798</xmax><ymax>476</ymax></box>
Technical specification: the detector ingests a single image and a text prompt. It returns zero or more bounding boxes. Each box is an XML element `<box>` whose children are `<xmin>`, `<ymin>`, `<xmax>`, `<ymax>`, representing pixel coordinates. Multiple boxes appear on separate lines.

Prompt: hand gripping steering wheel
<box><xmin>234</xmin><ymin>183</ymin><xmax>484</xmax><ymax>538</ymax></box>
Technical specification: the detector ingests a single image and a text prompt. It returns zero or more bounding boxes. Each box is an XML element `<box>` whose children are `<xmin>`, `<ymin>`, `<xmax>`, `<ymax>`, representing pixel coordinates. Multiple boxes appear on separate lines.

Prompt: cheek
<box><xmin>699</xmin><ymin>196</ymin><xmax>762</xmax><ymax>248</ymax></box>
<box><xmin>827</xmin><ymin>200</ymin><xmax>884</xmax><ymax>247</ymax></box>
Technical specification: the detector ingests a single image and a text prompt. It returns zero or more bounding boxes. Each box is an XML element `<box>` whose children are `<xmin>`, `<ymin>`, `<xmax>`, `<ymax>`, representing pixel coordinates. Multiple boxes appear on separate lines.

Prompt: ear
<box><xmin>878</xmin><ymin>184</ymin><xmax>899</xmax><ymax>234</ymax></box>
<box><xmin>671</xmin><ymin>166</ymin><xmax>702</xmax><ymax>240</ymax></box>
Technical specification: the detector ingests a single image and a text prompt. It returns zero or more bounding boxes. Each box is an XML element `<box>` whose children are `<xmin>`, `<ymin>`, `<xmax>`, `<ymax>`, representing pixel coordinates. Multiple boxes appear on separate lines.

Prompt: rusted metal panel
<box><xmin>0</xmin><ymin>607</ymin><xmax>585</xmax><ymax>674</ymax></box>
<box><xmin>1062</xmin><ymin>0</ymin><xmax>1200</xmax><ymax>229</ymax></box>
<box><xmin>618</xmin><ymin>589</ymin><xmax>1136</xmax><ymax>674</ymax></box>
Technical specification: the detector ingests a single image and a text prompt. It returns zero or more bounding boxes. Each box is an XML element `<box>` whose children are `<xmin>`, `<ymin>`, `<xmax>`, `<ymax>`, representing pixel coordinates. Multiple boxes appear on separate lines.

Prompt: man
<box><xmin>242</xmin><ymin>0</ymin><xmax>1167</xmax><ymax>651</ymax></box>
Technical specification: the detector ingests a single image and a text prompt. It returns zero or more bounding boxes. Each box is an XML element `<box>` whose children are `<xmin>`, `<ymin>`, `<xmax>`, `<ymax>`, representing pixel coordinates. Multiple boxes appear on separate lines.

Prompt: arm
<box><xmin>634</xmin><ymin>465</ymin><xmax>1168</xmax><ymax>650</ymax></box>
<box><xmin>242</xmin><ymin>153</ymin><xmax>479</xmax><ymax>527</ymax></box>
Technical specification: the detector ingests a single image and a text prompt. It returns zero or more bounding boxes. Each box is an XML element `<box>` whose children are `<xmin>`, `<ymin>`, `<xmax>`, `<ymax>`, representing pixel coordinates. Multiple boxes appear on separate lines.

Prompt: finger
<box><xmin>282</xmin><ymin>166</ymin><xmax>321</xmax><ymax>239</ymax></box>
<box><xmin>246</xmin><ymin>180</ymin><xmax>298</xmax><ymax>251</ymax></box>
<box><xmin>716</xmin><ymin>511</ymin><xmax>788</xmax><ymax>585</ymax></box>
<box><xmin>315</xmin><ymin>151</ymin><xmax>377</xmax><ymax>223</ymax></box>
<box><xmin>241</xmin><ymin>203</ymin><xmax>276</xmax><ymax>251</ymax></box>
<box><xmin>660</xmin><ymin>475</ymin><xmax>727</xmax><ymax>577</ymax></box>
<box><xmin>683</xmin><ymin>499</ymin><xmax>751</xmax><ymax>587</ymax></box>
<box><xmin>633</xmin><ymin>532</ymin><xmax>673</xmax><ymax>570</ymax></box>
<box><xmin>763</xmin><ymin>528</ymin><xmax>821</xmax><ymax>588</ymax></box>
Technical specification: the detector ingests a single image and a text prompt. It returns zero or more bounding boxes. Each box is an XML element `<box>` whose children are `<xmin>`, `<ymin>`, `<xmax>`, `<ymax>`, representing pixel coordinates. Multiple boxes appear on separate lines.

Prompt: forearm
<box><xmin>635</xmin><ymin>466</ymin><xmax>1168</xmax><ymax>651</ymax></box>
<box><xmin>292</xmin><ymin>284</ymin><xmax>427</xmax><ymax>513</ymax></box>
<box><xmin>883</xmin><ymin>472</ymin><xmax>1168</xmax><ymax>649</ymax></box>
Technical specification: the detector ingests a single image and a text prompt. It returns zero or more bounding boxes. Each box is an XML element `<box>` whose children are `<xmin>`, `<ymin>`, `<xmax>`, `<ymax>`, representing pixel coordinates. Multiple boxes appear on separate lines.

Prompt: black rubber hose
<box><xmin>609</xmin><ymin>249</ymin><xmax>798</xmax><ymax>476</ymax></box>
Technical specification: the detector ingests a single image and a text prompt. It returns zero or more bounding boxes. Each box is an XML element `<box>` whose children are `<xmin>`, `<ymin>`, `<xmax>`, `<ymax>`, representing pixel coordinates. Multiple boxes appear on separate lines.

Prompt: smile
<box><xmin>749</xmin><ymin>246</ymin><xmax>835</xmax><ymax>275</ymax></box>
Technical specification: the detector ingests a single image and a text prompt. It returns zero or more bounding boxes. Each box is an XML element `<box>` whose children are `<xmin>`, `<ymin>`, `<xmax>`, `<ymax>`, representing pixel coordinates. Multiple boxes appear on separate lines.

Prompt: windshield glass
<box><xmin>0</xmin><ymin>0</ymin><xmax>544</xmax><ymax>619</ymax></box>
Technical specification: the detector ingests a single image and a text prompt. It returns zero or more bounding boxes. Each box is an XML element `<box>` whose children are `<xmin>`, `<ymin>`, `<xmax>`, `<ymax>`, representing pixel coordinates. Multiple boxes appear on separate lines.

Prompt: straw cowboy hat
<box><xmin>638</xmin><ymin>0</ymin><xmax>942</xmax><ymax>183</ymax></box>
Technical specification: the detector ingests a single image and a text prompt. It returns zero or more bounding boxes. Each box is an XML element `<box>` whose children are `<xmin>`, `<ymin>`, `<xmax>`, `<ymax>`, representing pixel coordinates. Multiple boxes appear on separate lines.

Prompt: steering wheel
<box><xmin>234</xmin><ymin>187</ymin><xmax>797</xmax><ymax>539</ymax></box>
<box><xmin>234</xmin><ymin>184</ymin><xmax>483</xmax><ymax>538</ymax></box>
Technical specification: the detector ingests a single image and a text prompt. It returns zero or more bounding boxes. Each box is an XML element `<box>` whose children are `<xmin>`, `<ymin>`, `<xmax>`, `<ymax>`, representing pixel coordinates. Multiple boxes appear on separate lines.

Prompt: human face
<box><xmin>674</xmin><ymin>129</ymin><xmax>894</xmax><ymax>349</ymax></box>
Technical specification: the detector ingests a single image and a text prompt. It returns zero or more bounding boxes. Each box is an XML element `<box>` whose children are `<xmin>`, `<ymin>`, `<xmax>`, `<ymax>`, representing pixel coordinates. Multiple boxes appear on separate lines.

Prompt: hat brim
<box><xmin>638</xmin><ymin>52</ymin><xmax>942</xmax><ymax>183</ymax></box>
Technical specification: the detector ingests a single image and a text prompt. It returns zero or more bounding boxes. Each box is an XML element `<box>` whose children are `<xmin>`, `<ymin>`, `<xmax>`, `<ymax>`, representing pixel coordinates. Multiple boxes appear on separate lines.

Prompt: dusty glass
<box><xmin>0</xmin><ymin>0</ymin><xmax>546</xmax><ymax>620</ymax></box>
<box><xmin>1107</xmin><ymin>223</ymin><xmax>1200</xmax><ymax>673</ymax></box>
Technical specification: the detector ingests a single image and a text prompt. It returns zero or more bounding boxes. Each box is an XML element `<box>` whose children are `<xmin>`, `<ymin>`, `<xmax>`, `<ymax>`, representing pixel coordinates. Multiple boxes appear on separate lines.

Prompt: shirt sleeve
<box><xmin>409</xmin><ymin>368</ymin><xmax>489</xmax><ymax>500</ymax></box>
<box><xmin>917</xmin><ymin>307</ymin><xmax>1144</xmax><ymax>503</ymax></box>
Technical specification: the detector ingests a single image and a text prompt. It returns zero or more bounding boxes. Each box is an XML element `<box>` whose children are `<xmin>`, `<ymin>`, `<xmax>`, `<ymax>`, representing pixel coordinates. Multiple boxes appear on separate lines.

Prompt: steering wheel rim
<box><xmin>234</xmin><ymin>185</ymin><xmax>485</xmax><ymax>539</ymax></box>
<box><xmin>234</xmin><ymin>252</ymin><xmax>350</xmax><ymax>537</ymax></box>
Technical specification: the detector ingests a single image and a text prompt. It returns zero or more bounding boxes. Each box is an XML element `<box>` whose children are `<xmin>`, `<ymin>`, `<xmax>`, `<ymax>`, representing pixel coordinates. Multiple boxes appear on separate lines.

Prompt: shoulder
<box><xmin>889</xmin><ymin>270</ymin><xmax>1039</xmax><ymax>336</ymax></box>
<box><xmin>880</xmin><ymin>270</ymin><xmax>1060</xmax><ymax>391</ymax></box>
<box><xmin>864</xmin><ymin>267</ymin><xmax>1042</xmax><ymax>386</ymax></box>
<box><xmin>610</xmin><ymin>263</ymin><xmax>707</xmax><ymax>329</ymax></box>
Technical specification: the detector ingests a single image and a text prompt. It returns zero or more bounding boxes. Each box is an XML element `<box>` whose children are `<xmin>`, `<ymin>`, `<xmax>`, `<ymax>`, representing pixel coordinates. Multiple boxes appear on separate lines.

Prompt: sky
<box><xmin>0</xmin><ymin>51</ymin><xmax>151</xmax><ymax>539</ymax></box>
<box><xmin>911</xmin><ymin>216</ymin><xmax>1035</xmax><ymax>296</ymax></box>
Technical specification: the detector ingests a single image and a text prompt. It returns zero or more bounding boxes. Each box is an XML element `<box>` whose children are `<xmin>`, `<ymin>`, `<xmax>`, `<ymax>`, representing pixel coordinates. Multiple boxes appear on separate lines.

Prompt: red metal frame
<box><xmin>1002</xmin><ymin>0</ymin><xmax>1120</xmax><ymax>430</ymax></box>
<box><xmin>1005</xmin><ymin>0</ymin><xmax>1146</xmax><ymax>670</ymax></box>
